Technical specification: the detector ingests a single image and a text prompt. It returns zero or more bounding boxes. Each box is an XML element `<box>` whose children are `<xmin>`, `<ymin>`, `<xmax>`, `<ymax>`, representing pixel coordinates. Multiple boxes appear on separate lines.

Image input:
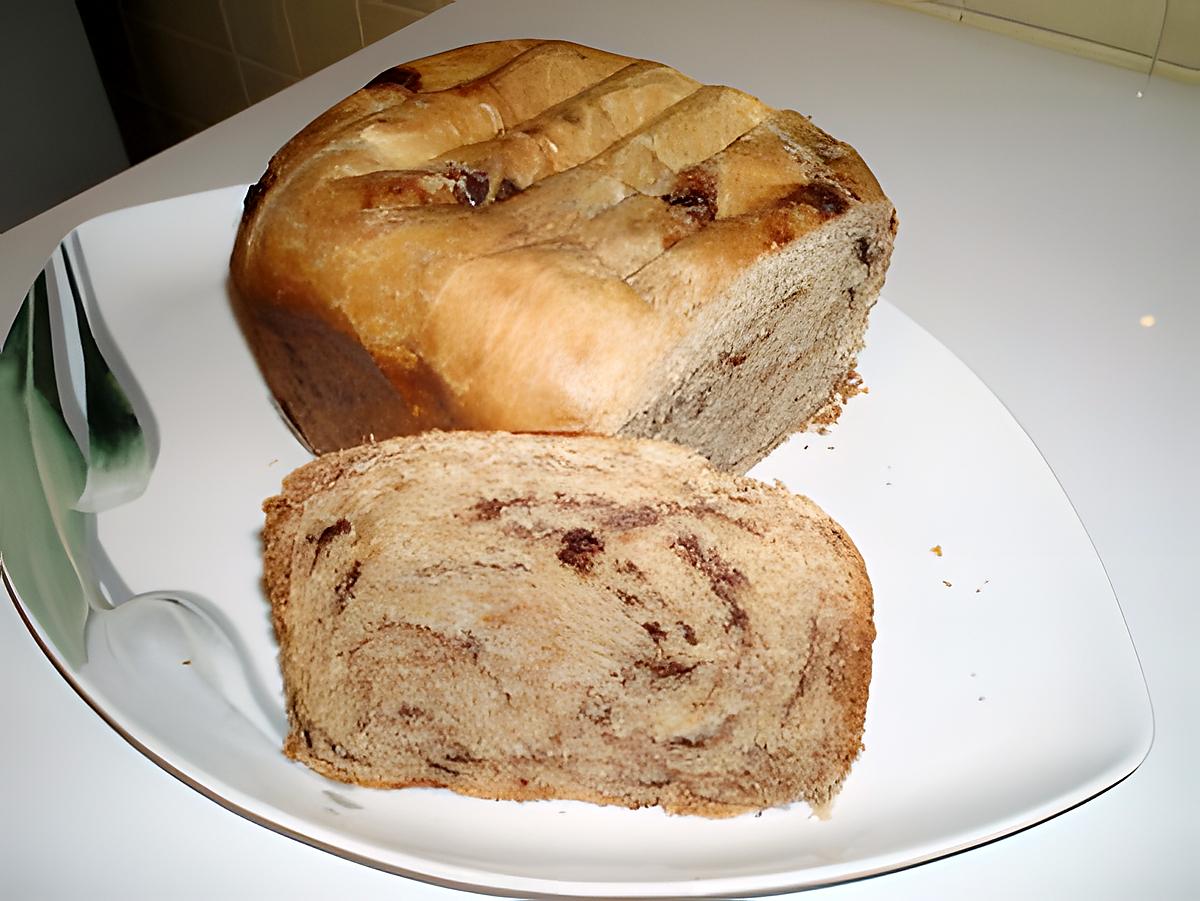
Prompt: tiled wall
<box><xmin>76</xmin><ymin>0</ymin><xmax>452</xmax><ymax>163</ymax></box>
<box><xmin>876</xmin><ymin>0</ymin><xmax>1200</xmax><ymax>83</ymax></box>
<box><xmin>79</xmin><ymin>0</ymin><xmax>1194</xmax><ymax>165</ymax></box>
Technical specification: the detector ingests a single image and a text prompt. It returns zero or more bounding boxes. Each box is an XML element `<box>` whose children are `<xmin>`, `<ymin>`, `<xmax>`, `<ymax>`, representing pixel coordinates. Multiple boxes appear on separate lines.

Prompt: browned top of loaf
<box><xmin>232</xmin><ymin>39</ymin><xmax>891</xmax><ymax>435</ymax></box>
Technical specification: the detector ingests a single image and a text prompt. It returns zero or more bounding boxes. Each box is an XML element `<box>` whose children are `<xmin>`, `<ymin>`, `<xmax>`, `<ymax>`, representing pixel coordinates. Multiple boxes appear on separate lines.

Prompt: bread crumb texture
<box><xmin>263</xmin><ymin>432</ymin><xmax>874</xmax><ymax>817</ymax></box>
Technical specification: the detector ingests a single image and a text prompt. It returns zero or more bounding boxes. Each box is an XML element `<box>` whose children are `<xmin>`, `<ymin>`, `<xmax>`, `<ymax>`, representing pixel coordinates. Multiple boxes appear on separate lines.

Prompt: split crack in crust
<box><xmin>262</xmin><ymin>432</ymin><xmax>875</xmax><ymax>817</ymax></box>
<box><xmin>231</xmin><ymin>39</ymin><xmax>897</xmax><ymax>471</ymax></box>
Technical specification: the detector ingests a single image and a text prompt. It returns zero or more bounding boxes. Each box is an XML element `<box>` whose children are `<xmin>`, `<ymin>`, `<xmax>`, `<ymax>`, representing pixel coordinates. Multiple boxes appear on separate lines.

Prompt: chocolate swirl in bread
<box><xmin>263</xmin><ymin>432</ymin><xmax>874</xmax><ymax>817</ymax></box>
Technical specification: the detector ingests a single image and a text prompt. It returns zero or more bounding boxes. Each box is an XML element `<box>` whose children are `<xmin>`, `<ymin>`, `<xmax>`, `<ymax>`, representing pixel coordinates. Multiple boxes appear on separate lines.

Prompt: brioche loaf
<box><xmin>232</xmin><ymin>40</ymin><xmax>896</xmax><ymax>472</ymax></box>
<box><xmin>262</xmin><ymin>432</ymin><xmax>874</xmax><ymax>817</ymax></box>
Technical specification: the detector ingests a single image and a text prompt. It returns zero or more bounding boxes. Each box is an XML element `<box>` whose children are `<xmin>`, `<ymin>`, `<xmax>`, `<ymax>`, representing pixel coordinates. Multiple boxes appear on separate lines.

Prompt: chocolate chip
<box><xmin>364</xmin><ymin>65</ymin><xmax>422</xmax><ymax>90</ymax></box>
<box><xmin>446</xmin><ymin>166</ymin><xmax>490</xmax><ymax>207</ymax></box>
<box><xmin>642</xmin><ymin>621</ymin><xmax>668</xmax><ymax>642</ymax></box>
<box><xmin>785</xmin><ymin>181</ymin><xmax>850</xmax><ymax>217</ymax></box>
<box><xmin>557</xmin><ymin>528</ymin><xmax>604</xmax><ymax>572</ymax></box>
<box><xmin>660</xmin><ymin>165</ymin><xmax>718</xmax><ymax>222</ymax></box>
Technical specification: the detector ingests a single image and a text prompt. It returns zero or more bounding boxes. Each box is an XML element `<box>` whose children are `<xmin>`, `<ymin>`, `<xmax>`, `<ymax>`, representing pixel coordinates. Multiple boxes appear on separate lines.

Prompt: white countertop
<box><xmin>2</xmin><ymin>0</ymin><xmax>1196</xmax><ymax>896</ymax></box>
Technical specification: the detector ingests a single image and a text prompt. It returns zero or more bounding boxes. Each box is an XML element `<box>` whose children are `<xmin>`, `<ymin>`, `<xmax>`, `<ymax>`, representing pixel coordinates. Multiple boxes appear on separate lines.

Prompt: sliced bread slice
<box><xmin>263</xmin><ymin>431</ymin><xmax>874</xmax><ymax>817</ymax></box>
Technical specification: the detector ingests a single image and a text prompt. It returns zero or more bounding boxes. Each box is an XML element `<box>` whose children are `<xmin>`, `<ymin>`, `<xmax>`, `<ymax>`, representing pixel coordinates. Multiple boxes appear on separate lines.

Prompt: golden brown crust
<box><xmin>232</xmin><ymin>40</ymin><xmax>896</xmax><ymax>466</ymax></box>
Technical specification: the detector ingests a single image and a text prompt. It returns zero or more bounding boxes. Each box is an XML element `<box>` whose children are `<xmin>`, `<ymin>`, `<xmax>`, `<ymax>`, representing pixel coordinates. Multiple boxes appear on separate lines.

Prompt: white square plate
<box><xmin>1</xmin><ymin>185</ymin><xmax>1151</xmax><ymax>898</ymax></box>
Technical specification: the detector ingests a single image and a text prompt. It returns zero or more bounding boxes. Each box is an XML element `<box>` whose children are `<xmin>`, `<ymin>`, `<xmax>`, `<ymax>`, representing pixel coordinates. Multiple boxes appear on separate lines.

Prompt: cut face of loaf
<box><xmin>232</xmin><ymin>39</ymin><xmax>897</xmax><ymax>472</ymax></box>
<box><xmin>263</xmin><ymin>432</ymin><xmax>874</xmax><ymax>817</ymax></box>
